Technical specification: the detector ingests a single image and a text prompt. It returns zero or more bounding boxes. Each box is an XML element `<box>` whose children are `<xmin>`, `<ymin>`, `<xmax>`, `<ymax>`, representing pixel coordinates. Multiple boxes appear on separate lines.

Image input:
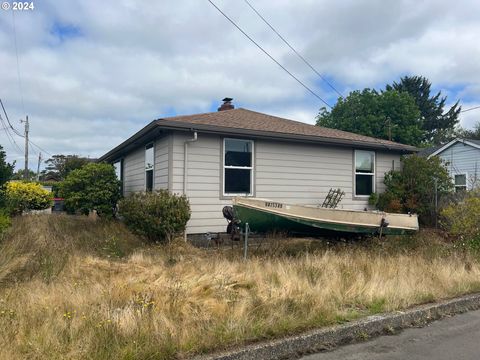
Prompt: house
<box><xmin>99</xmin><ymin>98</ymin><xmax>417</xmax><ymax>235</ymax></box>
<box><xmin>426</xmin><ymin>138</ymin><xmax>480</xmax><ymax>191</ymax></box>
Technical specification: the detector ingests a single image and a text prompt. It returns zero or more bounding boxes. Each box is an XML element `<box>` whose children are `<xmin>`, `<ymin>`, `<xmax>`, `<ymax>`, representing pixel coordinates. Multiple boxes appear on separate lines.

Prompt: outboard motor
<box><xmin>222</xmin><ymin>206</ymin><xmax>235</xmax><ymax>222</ymax></box>
<box><xmin>222</xmin><ymin>206</ymin><xmax>241</xmax><ymax>238</ymax></box>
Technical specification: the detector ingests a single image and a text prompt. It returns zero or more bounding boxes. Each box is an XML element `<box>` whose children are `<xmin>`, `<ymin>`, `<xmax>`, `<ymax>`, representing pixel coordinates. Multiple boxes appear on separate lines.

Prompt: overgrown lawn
<box><xmin>0</xmin><ymin>215</ymin><xmax>479</xmax><ymax>359</ymax></box>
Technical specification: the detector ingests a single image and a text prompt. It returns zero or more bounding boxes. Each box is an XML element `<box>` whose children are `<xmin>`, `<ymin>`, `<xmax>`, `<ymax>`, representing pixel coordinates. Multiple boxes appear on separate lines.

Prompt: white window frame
<box><xmin>223</xmin><ymin>138</ymin><xmax>254</xmax><ymax>196</ymax></box>
<box><xmin>145</xmin><ymin>143</ymin><xmax>155</xmax><ymax>191</ymax></box>
<box><xmin>113</xmin><ymin>160</ymin><xmax>122</xmax><ymax>181</ymax></box>
<box><xmin>354</xmin><ymin>150</ymin><xmax>376</xmax><ymax>197</ymax></box>
<box><xmin>113</xmin><ymin>158</ymin><xmax>124</xmax><ymax>196</ymax></box>
<box><xmin>454</xmin><ymin>173</ymin><xmax>468</xmax><ymax>192</ymax></box>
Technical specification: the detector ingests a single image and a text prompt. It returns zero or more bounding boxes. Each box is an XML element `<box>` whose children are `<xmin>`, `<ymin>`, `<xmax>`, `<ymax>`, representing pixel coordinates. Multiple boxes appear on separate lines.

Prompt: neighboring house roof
<box><xmin>427</xmin><ymin>138</ymin><xmax>480</xmax><ymax>158</ymax></box>
<box><xmin>418</xmin><ymin>145</ymin><xmax>442</xmax><ymax>158</ymax></box>
<box><xmin>99</xmin><ymin>108</ymin><xmax>417</xmax><ymax>162</ymax></box>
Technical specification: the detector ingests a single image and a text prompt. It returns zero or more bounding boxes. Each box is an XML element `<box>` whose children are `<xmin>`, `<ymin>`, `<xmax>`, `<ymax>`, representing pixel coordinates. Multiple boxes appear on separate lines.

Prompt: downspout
<box><xmin>183</xmin><ymin>131</ymin><xmax>198</xmax><ymax>241</ymax></box>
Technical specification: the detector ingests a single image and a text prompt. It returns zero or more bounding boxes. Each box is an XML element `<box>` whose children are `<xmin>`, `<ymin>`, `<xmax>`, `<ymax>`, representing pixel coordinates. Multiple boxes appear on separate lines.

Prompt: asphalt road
<box><xmin>301</xmin><ymin>309</ymin><xmax>480</xmax><ymax>360</ymax></box>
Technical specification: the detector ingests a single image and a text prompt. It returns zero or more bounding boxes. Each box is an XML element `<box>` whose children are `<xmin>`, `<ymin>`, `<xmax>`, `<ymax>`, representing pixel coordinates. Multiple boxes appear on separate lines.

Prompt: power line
<box><xmin>206</xmin><ymin>0</ymin><xmax>332</xmax><ymax>108</ymax></box>
<box><xmin>243</xmin><ymin>0</ymin><xmax>343</xmax><ymax>98</ymax></box>
<box><xmin>11</xmin><ymin>10</ymin><xmax>25</xmax><ymax>115</ymax></box>
<box><xmin>0</xmin><ymin>113</ymin><xmax>23</xmax><ymax>153</ymax></box>
<box><xmin>460</xmin><ymin>105</ymin><xmax>480</xmax><ymax>113</ymax></box>
<box><xmin>0</xmin><ymin>98</ymin><xmax>23</xmax><ymax>137</ymax></box>
<box><xmin>0</xmin><ymin>98</ymin><xmax>52</xmax><ymax>157</ymax></box>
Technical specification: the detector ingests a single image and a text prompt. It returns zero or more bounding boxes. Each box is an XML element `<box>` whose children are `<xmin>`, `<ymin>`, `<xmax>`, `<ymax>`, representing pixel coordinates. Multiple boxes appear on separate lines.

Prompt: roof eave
<box><xmin>98</xmin><ymin>121</ymin><xmax>159</xmax><ymax>163</ymax></box>
<box><xmin>99</xmin><ymin>120</ymin><xmax>417</xmax><ymax>162</ymax></box>
<box><xmin>428</xmin><ymin>138</ymin><xmax>480</xmax><ymax>159</ymax></box>
<box><xmin>156</xmin><ymin>120</ymin><xmax>417</xmax><ymax>153</ymax></box>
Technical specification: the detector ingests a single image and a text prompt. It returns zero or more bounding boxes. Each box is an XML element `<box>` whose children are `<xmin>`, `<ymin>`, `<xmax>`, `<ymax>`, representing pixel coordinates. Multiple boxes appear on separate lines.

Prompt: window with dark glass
<box><xmin>355</xmin><ymin>150</ymin><xmax>375</xmax><ymax>196</ymax></box>
<box><xmin>454</xmin><ymin>174</ymin><xmax>467</xmax><ymax>192</ymax></box>
<box><xmin>224</xmin><ymin>138</ymin><xmax>253</xmax><ymax>195</ymax></box>
<box><xmin>145</xmin><ymin>144</ymin><xmax>154</xmax><ymax>192</ymax></box>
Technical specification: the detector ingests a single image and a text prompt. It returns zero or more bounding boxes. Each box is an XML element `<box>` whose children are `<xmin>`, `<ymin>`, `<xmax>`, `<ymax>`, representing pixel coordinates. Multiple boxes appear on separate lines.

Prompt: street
<box><xmin>302</xmin><ymin>309</ymin><xmax>480</xmax><ymax>360</ymax></box>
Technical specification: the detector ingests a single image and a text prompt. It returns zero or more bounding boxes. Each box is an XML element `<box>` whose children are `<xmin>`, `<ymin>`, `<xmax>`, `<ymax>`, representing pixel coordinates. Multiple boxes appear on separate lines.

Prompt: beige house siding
<box><xmin>123</xmin><ymin>146</ymin><xmax>145</xmax><ymax>195</ymax></box>
<box><xmin>171</xmin><ymin>132</ymin><xmax>230</xmax><ymax>234</ymax></box>
<box><xmin>154</xmin><ymin>136</ymin><xmax>169</xmax><ymax>190</ymax></box>
<box><xmin>170</xmin><ymin>132</ymin><xmax>402</xmax><ymax>234</ymax></box>
<box><xmin>375</xmin><ymin>151</ymin><xmax>399</xmax><ymax>194</ymax></box>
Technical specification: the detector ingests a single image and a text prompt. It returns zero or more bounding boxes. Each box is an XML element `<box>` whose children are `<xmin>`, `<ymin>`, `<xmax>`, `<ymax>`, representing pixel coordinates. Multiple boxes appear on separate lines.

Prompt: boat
<box><xmin>232</xmin><ymin>197</ymin><xmax>419</xmax><ymax>236</ymax></box>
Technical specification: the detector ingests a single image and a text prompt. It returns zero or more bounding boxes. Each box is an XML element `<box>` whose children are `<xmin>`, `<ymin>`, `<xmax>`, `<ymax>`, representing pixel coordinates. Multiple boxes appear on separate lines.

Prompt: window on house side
<box><xmin>145</xmin><ymin>144</ymin><xmax>154</xmax><ymax>192</ymax></box>
<box><xmin>355</xmin><ymin>150</ymin><xmax>375</xmax><ymax>196</ymax></box>
<box><xmin>454</xmin><ymin>174</ymin><xmax>467</xmax><ymax>192</ymax></box>
<box><xmin>224</xmin><ymin>138</ymin><xmax>253</xmax><ymax>195</ymax></box>
<box><xmin>113</xmin><ymin>161</ymin><xmax>122</xmax><ymax>181</ymax></box>
<box><xmin>113</xmin><ymin>159</ymin><xmax>123</xmax><ymax>195</ymax></box>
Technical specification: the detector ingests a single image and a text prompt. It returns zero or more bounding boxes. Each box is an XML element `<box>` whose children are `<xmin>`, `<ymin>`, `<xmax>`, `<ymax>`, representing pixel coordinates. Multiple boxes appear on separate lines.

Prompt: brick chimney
<box><xmin>218</xmin><ymin>97</ymin><xmax>234</xmax><ymax>111</ymax></box>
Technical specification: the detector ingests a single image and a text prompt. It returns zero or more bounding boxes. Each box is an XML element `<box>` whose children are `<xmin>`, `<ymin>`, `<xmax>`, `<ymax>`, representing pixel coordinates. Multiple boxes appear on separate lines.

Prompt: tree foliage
<box><xmin>456</xmin><ymin>121</ymin><xmax>480</xmax><ymax>140</ymax></box>
<box><xmin>42</xmin><ymin>154</ymin><xmax>91</xmax><ymax>181</ymax></box>
<box><xmin>441</xmin><ymin>191</ymin><xmax>480</xmax><ymax>250</ymax></box>
<box><xmin>59</xmin><ymin>163</ymin><xmax>121</xmax><ymax>218</ymax></box>
<box><xmin>386</xmin><ymin>76</ymin><xmax>461</xmax><ymax>144</ymax></box>
<box><xmin>11</xmin><ymin>169</ymin><xmax>37</xmax><ymax>181</ymax></box>
<box><xmin>5</xmin><ymin>181</ymin><xmax>52</xmax><ymax>215</ymax></box>
<box><xmin>119</xmin><ymin>190</ymin><xmax>191</xmax><ymax>242</ymax></box>
<box><xmin>376</xmin><ymin>155</ymin><xmax>453</xmax><ymax>224</ymax></box>
<box><xmin>317</xmin><ymin>89</ymin><xmax>423</xmax><ymax>146</ymax></box>
<box><xmin>0</xmin><ymin>145</ymin><xmax>14</xmax><ymax>187</ymax></box>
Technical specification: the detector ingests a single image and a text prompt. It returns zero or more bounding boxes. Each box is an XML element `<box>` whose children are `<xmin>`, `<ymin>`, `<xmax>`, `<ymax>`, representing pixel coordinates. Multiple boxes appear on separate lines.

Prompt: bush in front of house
<box><xmin>441</xmin><ymin>191</ymin><xmax>480</xmax><ymax>250</ymax></box>
<box><xmin>376</xmin><ymin>155</ymin><xmax>453</xmax><ymax>224</ymax></box>
<box><xmin>5</xmin><ymin>181</ymin><xmax>52</xmax><ymax>215</ymax></box>
<box><xmin>59</xmin><ymin>163</ymin><xmax>121</xmax><ymax>218</ymax></box>
<box><xmin>118</xmin><ymin>190</ymin><xmax>191</xmax><ymax>242</ymax></box>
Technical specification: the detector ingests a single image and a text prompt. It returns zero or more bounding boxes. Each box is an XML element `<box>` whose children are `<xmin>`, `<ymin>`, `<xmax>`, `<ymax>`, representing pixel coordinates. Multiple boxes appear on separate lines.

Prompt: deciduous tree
<box><xmin>316</xmin><ymin>89</ymin><xmax>423</xmax><ymax>146</ymax></box>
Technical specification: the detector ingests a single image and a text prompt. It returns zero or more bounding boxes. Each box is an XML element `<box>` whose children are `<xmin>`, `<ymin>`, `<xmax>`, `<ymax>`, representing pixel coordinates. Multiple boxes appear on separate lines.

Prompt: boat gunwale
<box><xmin>233</xmin><ymin>199</ymin><xmax>419</xmax><ymax>231</ymax></box>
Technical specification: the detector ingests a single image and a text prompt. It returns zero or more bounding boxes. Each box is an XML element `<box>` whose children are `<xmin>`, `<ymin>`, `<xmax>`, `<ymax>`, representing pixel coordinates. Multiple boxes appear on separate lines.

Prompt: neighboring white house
<box><xmin>427</xmin><ymin>138</ymin><xmax>480</xmax><ymax>191</ymax></box>
<box><xmin>99</xmin><ymin>99</ymin><xmax>417</xmax><ymax>235</ymax></box>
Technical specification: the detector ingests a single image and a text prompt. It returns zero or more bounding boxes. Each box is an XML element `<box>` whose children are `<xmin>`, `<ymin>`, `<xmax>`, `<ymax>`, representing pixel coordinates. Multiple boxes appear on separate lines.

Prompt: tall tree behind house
<box><xmin>386</xmin><ymin>76</ymin><xmax>461</xmax><ymax>145</ymax></box>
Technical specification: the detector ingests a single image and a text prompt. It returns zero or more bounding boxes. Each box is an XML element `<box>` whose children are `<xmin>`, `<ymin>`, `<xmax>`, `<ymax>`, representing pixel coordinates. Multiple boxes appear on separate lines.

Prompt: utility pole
<box><xmin>36</xmin><ymin>152</ymin><xmax>42</xmax><ymax>181</ymax></box>
<box><xmin>21</xmin><ymin>116</ymin><xmax>29</xmax><ymax>180</ymax></box>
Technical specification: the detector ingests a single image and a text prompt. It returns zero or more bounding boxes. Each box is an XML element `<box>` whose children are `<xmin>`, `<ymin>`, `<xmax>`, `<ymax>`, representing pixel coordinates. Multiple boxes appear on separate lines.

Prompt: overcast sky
<box><xmin>1</xmin><ymin>0</ymin><xmax>479</xmax><ymax>169</ymax></box>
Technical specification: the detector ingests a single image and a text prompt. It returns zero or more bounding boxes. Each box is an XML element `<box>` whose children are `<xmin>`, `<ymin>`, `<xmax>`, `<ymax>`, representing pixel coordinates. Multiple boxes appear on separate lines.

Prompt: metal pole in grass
<box><xmin>244</xmin><ymin>222</ymin><xmax>249</xmax><ymax>260</ymax></box>
<box><xmin>435</xmin><ymin>178</ymin><xmax>438</xmax><ymax>229</ymax></box>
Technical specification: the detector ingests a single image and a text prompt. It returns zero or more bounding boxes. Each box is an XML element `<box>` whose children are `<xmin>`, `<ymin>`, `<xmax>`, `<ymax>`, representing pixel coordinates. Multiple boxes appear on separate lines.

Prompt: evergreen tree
<box><xmin>42</xmin><ymin>154</ymin><xmax>91</xmax><ymax>181</ymax></box>
<box><xmin>456</xmin><ymin>121</ymin><xmax>480</xmax><ymax>140</ymax></box>
<box><xmin>0</xmin><ymin>145</ymin><xmax>14</xmax><ymax>187</ymax></box>
<box><xmin>386</xmin><ymin>76</ymin><xmax>461</xmax><ymax>144</ymax></box>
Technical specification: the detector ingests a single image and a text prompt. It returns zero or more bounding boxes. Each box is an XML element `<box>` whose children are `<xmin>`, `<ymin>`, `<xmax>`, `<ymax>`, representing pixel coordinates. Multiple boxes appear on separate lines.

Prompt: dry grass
<box><xmin>1</xmin><ymin>215</ymin><xmax>480</xmax><ymax>359</ymax></box>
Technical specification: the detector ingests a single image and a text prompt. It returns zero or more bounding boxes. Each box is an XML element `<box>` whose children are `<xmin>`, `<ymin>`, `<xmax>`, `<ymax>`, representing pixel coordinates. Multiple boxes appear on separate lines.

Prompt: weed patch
<box><xmin>1</xmin><ymin>217</ymin><xmax>480</xmax><ymax>359</ymax></box>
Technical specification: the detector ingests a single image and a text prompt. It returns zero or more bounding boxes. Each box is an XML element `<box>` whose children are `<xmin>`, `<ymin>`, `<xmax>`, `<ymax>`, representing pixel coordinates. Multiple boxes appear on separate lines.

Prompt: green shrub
<box><xmin>5</xmin><ymin>181</ymin><xmax>52</xmax><ymax>215</ymax></box>
<box><xmin>119</xmin><ymin>190</ymin><xmax>191</xmax><ymax>242</ymax></box>
<box><xmin>40</xmin><ymin>181</ymin><xmax>63</xmax><ymax>198</ymax></box>
<box><xmin>0</xmin><ymin>210</ymin><xmax>10</xmax><ymax>234</ymax></box>
<box><xmin>59</xmin><ymin>163</ymin><xmax>121</xmax><ymax>218</ymax></box>
<box><xmin>441</xmin><ymin>192</ymin><xmax>480</xmax><ymax>249</ymax></box>
<box><xmin>368</xmin><ymin>192</ymin><xmax>378</xmax><ymax>207</ymax></box>
<box><xmin>377</xmin><ymin>155</ymin><xmax>453</xmax><ymax>224</ymax></box>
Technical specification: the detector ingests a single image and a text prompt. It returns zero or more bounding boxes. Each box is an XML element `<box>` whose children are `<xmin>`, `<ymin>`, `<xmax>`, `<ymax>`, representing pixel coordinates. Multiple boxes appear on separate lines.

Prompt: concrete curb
<box><xmin>194</xmin><ymin>293</ymin><xmax>480</xmax><ymax>360</ymax></box>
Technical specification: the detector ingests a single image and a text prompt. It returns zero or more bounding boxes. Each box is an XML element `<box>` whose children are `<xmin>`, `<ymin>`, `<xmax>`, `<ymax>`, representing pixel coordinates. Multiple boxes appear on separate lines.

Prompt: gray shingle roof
<box><xmin>100</xmin><ymin>108</ymin><xmax>418</xmax><ymax>162</ymax></box>
<box><xmin>157</xmin><ymin>108</ymin><xmax>417</xmax><ymax>151</ymax></box>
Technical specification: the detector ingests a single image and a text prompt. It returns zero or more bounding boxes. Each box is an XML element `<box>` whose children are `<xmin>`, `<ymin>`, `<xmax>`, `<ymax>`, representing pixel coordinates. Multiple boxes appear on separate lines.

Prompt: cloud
<box><xmin>1</xmin><ymin>0</ymin><xmax>479</xmax><ymax>169</ymax></box>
